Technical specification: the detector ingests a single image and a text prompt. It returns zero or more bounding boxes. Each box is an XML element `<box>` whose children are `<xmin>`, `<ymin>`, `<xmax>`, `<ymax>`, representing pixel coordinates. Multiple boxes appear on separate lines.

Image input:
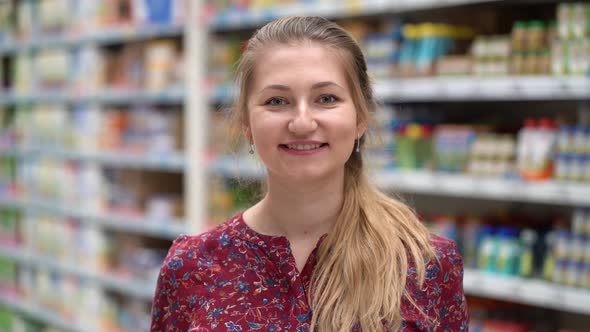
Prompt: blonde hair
<box><xmin>230</xmin><ymin>16</ymin><xmax>435</xmax><ymax>331</ymax></box>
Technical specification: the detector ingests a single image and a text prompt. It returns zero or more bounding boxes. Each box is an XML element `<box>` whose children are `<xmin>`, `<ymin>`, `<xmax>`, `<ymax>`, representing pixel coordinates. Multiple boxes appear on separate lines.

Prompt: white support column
<box><xmin>185</xmin><ymin>0</ymin><xmax>208</xmax><ymax>235</ymax></box>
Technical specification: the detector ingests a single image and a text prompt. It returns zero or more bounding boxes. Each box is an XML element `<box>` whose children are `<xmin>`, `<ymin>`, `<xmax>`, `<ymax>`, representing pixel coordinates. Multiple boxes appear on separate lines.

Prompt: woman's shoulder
<box><xmin>429</xmin><ymin>234</ymin><xmax>462</xmax><ymax>264</ymax></box>
<box><xmin>422</xmin><ymin>234</ymin><xmax>464</xmax><ymax>281</ymax></box>
<box><xmin>172</xmin><ymin>212</ymin><xmax>244</xmax><ymax>249</ymax></box>
<box><xmin>406</xmin><ymin>234</ymin><xmax>464</xmax><ymax>297</ymax></box>
<box><xmin>403</xmin><ymin>234</ymin><xmax>468</xmax><ymax>329</ymax></box>
<box><xmin>159</xmin><ymin>213</ymin><xmax>245</xmax><ymax>273</ymax></box>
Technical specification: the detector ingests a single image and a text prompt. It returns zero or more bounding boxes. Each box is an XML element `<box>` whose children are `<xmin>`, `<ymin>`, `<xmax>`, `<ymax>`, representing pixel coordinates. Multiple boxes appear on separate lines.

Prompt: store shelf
<box><xmin>5</xmin><ymin>147</ymin><xmax>186</xmax><ymax>172</ymax></box>
<box><xmin>464</xmin><ymin>268</ymin><xmax>590</xmax><ymax>315</ymax></box>
<box><xmin>209</xmin><ymin>156</ymin><xmax>266</xmax><ymax>179</ymax></box>
<box><xmin>0</xmin><ymin>88</ymin><xmax>185</xmax><ymax>107</ymax></box>
<box><xmin>90</xmin><ymin>87</ymin><xmax>185</xmax><ymax>105</ymax></box>
<box><xmin>0</xmin><ymin>245</ymin><xmax>156</xmax><ymax>301</ymax></box>
<box><xmin>208</xmin><ymin>0</ymin><xmax>500</xmax><ymax>30</ymax></box>
<box><xmin>0</xmin><ymin>195</ymin><xmax>186</xmax><ymax>240</ymax></box>
<box><xmin>209</xmin><ymin>159</ymin><xmax>590</xmax><ymax>206</ymax></box>
<box><xmin>210</xmin><ymin>76</ymin><xmax>590</xmax><ymax>104</ymax></box>
<box><xmin>373</xmin><ymin>170</ymin><xmax>590</xmax><ymax>206</ymax></box>
<box><xmin>0</xmin><ymin>90</ymin><xmax>69</xmax><ymax>106</ymax></box>
<box><xmin>0</xmin><ymin>295</ymin><xmax>85</xmax><ymax>332</ymax></box>
<box><xmin>374</xmin><ymin>76</ymin><xmax>590</xmax><ymax>102</ymax></box>
<box><xmin>0</xmin><ymin>24</ymin><xmax>184</xmax><ymax>55</ymax></box>
<box><xmin>0</xmin><ymin>147</ymin><xmax>19</xmax><ymax>158</ymax></box>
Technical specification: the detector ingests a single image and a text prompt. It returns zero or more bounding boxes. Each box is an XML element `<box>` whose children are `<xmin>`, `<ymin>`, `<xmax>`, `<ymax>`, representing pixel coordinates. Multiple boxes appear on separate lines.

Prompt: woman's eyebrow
<box><xmin>257</xmin><ymin>81</ymin><xmax>345</xmax><ymax>95</ymax></box>
<box><xmin>259</xmin><ymin>84</ymin><xmax>291</xmax><ymax>94</ymax></box>
<box><xmin>311</xmin><ymin>81</ymin><xmax>345</xmax><ymax>90</ymax></box>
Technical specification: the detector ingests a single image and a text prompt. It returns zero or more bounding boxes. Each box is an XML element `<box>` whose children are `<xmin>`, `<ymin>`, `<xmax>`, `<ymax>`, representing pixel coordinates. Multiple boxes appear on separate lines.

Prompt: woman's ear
<box><xmin>242</xmin><ymin>124</ymin><xmax>252</xmax><ymax>143</ymax></box>
<box><xmin>357</xmin><ymin>121</ymin><xmax>368</xmax><ymax>138</ymax></box>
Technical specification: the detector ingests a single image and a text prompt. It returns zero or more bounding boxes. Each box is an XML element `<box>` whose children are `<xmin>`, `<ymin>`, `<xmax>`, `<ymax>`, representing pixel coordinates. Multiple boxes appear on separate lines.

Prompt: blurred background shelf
<box><xmin>211</xmin><ymin>76</ymin><xmax>590</xmax><ymax>105</ymax></box>
<box><xmin>0</xmin><ymin>245</ymin><xmax>156</xmax><ymax>301</ymax></box>
<box><xmin>209</xmin><ymin>159</ymin><xmax>590</xmax><ymax>207</ymax></box>
<box><xmin>464</xmin><ymin>268</ymin><xmax>590</xmax><ymax>315</ymax></box>
<box><xmin>0</xmin><ymin>195</ymin><xmax>185</xmax><ymax>239</ymax></box>
<box><xmin>0</xmin><ymin>88</ymin><xmax>185</xmax><ymax>106</ymax></box>
<box><xmin>373</xmin><ymin>170</ymin><xmax>590</xmax><ymax>206</ymax></box>
<box><xmin>0</xmin><ymin>24</ymin><xmax>184</xmax><ymax>55</ymax></box>
<box><xmin>0</xmin><ymin>296</ymin><xmax>86</xmax><ymax>332</ymax></box>
<box><xmin>374</xmin><ymin>76</ymin><xmax>590</xmax><ymax>102</ymax></box>
<box><xmin>1</xmin><ymin>147</ymin><xmax>186</xmax><ymax>172</ymax></box>
<box><xmin>208</xmin><ymin>0</ymin><xmax>502</xmax><ymax>31</ymax></box>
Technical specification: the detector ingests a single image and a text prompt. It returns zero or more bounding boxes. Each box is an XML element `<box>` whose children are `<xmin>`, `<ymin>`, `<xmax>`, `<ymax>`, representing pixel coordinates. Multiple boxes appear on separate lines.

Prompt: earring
<box><xmin>249</xmin><ymin>143</ymin><xmax>255</xmax><ymax>154</ymax></box>
<box><xmin>356</xmin><ymin>133</ymin><xmax>360</xmax><ymax>153</ymax></box>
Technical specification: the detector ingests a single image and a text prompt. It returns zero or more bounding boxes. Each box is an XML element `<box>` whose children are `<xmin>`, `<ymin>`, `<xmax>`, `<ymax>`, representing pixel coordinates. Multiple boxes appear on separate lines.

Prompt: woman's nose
<box><xmin>288</xmin><ymin>103</ymin><xmax>318</xmax><ymax>134</ymax></box>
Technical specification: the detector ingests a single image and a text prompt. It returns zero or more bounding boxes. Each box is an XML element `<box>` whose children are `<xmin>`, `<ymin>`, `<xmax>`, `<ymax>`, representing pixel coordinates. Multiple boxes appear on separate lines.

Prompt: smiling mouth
<box><xmin>279</xmin><ymin>143</ymin><xmax>329</xmax><ymax>151</ymax></box>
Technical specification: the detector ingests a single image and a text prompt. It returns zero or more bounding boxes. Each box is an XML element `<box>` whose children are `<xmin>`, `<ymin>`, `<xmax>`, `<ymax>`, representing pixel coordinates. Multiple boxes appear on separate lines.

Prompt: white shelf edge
<box><xmin>208</xmin><ymin>156</ymin><xmax>267</xmax><ymax>179</ymax></box>
<box><xmin>372</xmin><ymin>170</ymin><xmax>590</xmax><ymax>207</ymax></box>
<box><xmin>0</xmin><ymin>246</ymin><xmax>156</xmax><ymax>301</ymax></box>
<box><xmin>207</xmin><ymin>159</ymin><xmax>590</xmax><ymax>207</ymax></box>
<box><xmin>0</xmin><ymin>295</ymin><xmax>88</xmax><ymax>332</ymax></box>
<box><xmin>0</xmin><ymin>195</ymin><xmax>187</xmax><ymax>240</ymax></box>
<box><xmin>209</xmin><ymin>76</ymin><xmax>590</xmax><ymax>104</ymax></box>
<box><xmin>0</xmin><ymin>88</ymin><xmax>185</xmax><ymax>107</ymax></box>
<box><xmin>0</xmin><ymin>25</ymin><xmax>184</xmax><ymax>55</ymax></box>
<box><xmin>374</xmin><ymin>76</ymin><xmax>590</xmax><ymax>101</ymax></box>
<box><xmin>463</xmin><ymin>268</ymin><xmax>590</xmax><ymax>315</ymax></box>
<box><xmin>208</xmin><ymin>0</ymin><xmax>501</xmax><ymax>31</ymax></box>
<box><xmin>4</xmin><ymin>147</ymin><xmax>186</xmax><ymax>172</ymax></box>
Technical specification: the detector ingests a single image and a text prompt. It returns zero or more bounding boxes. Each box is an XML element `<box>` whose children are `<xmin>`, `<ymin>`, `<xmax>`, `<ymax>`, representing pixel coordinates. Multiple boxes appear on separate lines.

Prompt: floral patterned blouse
<box><xmin>150</xmin><ymin>212</ymin><xmax>468</xmax><ymax>332</ymax></box>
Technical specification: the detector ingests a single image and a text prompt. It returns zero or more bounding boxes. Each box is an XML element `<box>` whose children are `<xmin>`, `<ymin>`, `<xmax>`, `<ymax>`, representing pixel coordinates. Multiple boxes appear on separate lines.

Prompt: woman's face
<box><xmin>245</xmin><ymin>42</ymin><xmax>365</xmax><ymax>183</ymax></box>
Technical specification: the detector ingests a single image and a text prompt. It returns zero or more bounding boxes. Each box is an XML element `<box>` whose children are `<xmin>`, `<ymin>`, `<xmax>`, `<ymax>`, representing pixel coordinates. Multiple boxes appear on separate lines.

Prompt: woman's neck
<box><xmin>247</xmin><ymin>170</ymin><xmax>345</xmax><ymax>242</ymax></box>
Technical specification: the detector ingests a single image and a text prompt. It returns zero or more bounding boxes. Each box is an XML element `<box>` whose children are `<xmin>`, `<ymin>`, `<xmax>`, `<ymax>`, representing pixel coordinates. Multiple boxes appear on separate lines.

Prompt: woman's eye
<box><xmin>265</xmin><ymin>97</ymin><xmax>287</xmax><ymax>106</ymax></box>
<box><xmin>319</xmin><ymin>95</ymin><xmax>338</xmax><ymax>104</ymax></box>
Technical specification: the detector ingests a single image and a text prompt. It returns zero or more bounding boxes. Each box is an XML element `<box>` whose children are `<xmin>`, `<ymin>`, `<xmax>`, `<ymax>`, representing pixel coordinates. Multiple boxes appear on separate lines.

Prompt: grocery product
<box><xmin>422</xmin><ymin>208</ymin><xmax>588</xmax><ymax>289</ymax></box>
<box><xmin>144</xmin><ymin>39</ymin><xmax>180</xmax><ymax>91</ymax></box>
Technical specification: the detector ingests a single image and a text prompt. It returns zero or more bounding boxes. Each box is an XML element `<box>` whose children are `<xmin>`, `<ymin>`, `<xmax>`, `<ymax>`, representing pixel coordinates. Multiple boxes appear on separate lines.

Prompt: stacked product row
<box><xmin>425</xmin><ymin>208</ymin><xmax>590</xmax><ymax>289</ymax></box>
<box><xmin>365</xmin><ymin>2</ymin><xmax>590</xmax><ymax>78</ymax></box>
<box><xmin>0</xmin><ymin>308</ymin><xmax>56</xmax><ymax>332</ymax></box>
<box><xmin>0</xmin><ymin>0</ymin><xmax>187</xmax><ymax>42</ymax></box>
<box><xmin>366</xmin><ymin>104</ymin><xmax>590</xmax><ymax>183</ymax></box>
<box><xmin>207</xmin><ymin>1</ymin><xmax>590</xmax><ymax>89</ymax></box>
<box><xmin>0</xmin><ymin>210</ymin><xmax>160</xmax><ymax>331</ymax></box>
<box><xmin>5</xmin><ymin>263</ymin><xmax>152</xmax><ymax>331</ymax></box>
<box><xmin>3</xmin><ymin>39</ymin><xmax>183</xmax><ymax>95</ymax></box>
<box><xmin>0</xmin><ymin>1</ymin><xmax>190</xmax><ymax>331</ymax></box>
<box><xmin>17</xmin><ymin>159</ymin><xmax>184</xmax><ymax>220</ymax></box>
<box><xmin>0</xmin><ymin>104</ymin><xmax>184</xmax><ymax>155</ymax></box>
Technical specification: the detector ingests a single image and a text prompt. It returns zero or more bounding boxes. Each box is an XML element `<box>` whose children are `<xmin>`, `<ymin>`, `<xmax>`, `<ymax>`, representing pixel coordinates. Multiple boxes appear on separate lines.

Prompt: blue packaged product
<box><xmin>144</xmin><ymin>0</ymin><xmax>173</xmax><ymax>25</ymax></box>
<box><xmin>477</xmin><ymin>225</ymin><xmax>497</xmax><ymax>273</ymax></box>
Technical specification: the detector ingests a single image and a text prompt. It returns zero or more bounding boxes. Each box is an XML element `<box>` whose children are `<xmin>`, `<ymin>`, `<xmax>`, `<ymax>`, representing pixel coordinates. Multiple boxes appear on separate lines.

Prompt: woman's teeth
<box><xmin>286</xmin><ymin>144</ymin><xmax>322</xmax><ymax>150</ymax></box>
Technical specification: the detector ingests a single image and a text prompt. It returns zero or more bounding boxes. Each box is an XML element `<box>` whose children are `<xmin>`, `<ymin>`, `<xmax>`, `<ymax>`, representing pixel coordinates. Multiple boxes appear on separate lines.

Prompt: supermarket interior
<box><xmin>0</xmin><ymin>0</ymin><xmax>590</xmax><ymax>331</ymax></box>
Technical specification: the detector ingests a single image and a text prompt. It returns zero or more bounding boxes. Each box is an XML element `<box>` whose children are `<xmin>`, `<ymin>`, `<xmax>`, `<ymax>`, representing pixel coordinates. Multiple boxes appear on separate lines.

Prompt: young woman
<box><xmin>150</xmin><ymin>16</ymin><xmax>468</xmax><ymax>332</ymax></box>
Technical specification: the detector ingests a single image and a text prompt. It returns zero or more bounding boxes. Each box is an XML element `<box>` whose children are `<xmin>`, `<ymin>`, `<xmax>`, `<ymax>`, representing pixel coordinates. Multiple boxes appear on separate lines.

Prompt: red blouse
<box><xmin>150</xmin><ymin>212</ymin><xmax>468</xmax><ymax>332</ymax></box>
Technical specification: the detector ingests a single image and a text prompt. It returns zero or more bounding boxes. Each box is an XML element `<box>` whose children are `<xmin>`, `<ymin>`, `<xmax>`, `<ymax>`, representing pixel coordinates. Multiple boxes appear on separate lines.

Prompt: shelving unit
<box><xmin>0</xmin><ymin>24</ymin><xmax>184</xmax><ymax>54</ymax></box>
<box><xmin>0</xmin><ymin>296</ymin><xmax>86</xmax><ymax>332</ymax></box>
<box><xmin>1</xmin><ymin>0</ymin><xmax>589</xmax><ymax>331</ymax></box>
<box><xmin>0</xmin><ymin>194</ymin><xmax>186</xmax><ymax>239</ymax></box>
<box><xmin>209</xmin><ymin>159</ymin><xmax>590</xmax><ymax>207</ymax></box>
<box><xmin>0</xmin><ymin>88</ymin><xmax>185</xmax><ymax>107</ymax></box>
<box><xmin>463</xmin><ymin>269</ymin><xmax>590</xmax><ymax>315</ymax></box>
<box><xmin>0</xmin><ymin>245</ymin><xmax>155</xmax><ymax>301</ymax></box>
<box><xmin>207</xmin><ymin>0</ymin><xmax>502</xmax><ymax>31</ymax></box>
<box><xmin>0</xmin><ymin>1</ymin><xmax>197</xmax><ymax>331</ymax></box>
<box><xmin>373</xmin><ymin>76</ymin><xmax>590</xmax><ymax>101</ymax></box>
<box><xmin>1</xmin><ymin>147</ymin><xmax>186</xmax><ymax>171</ymax></box>
<box><xmin>211</xmin><ymin>76</ymin><xmax>590</xmax><ymax>104</ymax></box>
